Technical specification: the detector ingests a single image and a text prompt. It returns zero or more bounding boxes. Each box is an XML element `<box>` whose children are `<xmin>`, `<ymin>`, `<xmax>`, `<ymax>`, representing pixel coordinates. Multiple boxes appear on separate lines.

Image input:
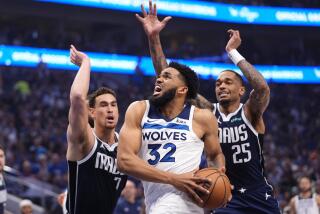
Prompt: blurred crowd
<box><xmin>0</xmin><ymin>63</ymin><xmax>319</xmax><ymax>213</ymax></box>
<box><xmin>0</xmin><ymin>16</ymin><xmax>320</xmax><ymax>67</ymax></box>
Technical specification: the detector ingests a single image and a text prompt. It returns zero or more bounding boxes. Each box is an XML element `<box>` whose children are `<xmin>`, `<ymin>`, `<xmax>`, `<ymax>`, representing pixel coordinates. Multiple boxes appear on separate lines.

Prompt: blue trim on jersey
<box><xmin>143</xmin><ymin>123</ymin><xmax>189</xmax><ymax>131</ymax></box>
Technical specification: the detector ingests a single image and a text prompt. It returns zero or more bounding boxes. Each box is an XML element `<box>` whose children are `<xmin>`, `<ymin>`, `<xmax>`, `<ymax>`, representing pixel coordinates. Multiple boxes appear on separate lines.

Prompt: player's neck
<box><xmin>300</xmin><ymin>191</ymin><xmax>312</xmax><ymax>198</ymax></box>
<box><xmin>94</xmin><ymin>126</ymin><xmax>116</xmax><ymax>145</ymax></box>
<box><xmin>160</xmin><ymin>99</ymin><xmax>185</xmax><ymax>120</ymax></box>
<box><xmin>219</xmin><ymin>101</ymin><xmax>241</xmax><ymax>115</ymax></box>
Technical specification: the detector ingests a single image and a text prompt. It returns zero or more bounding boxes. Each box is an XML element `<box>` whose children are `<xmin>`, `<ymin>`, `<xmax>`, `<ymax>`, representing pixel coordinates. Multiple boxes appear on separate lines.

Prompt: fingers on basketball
<box><xmin>194</xmin><ymin>168</ymin><xmax>232</xmax><ymax>209</ymax></box>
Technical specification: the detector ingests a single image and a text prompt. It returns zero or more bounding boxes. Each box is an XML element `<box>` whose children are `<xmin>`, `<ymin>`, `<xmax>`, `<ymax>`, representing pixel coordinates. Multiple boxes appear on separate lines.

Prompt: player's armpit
<box><xmin>194</xmin><ymin>109</ymin><xmax>225</xmax><ymax>170</ymax></box>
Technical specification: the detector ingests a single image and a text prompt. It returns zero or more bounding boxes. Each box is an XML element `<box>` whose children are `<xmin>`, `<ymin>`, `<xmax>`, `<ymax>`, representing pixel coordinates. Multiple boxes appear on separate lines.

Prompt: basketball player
<box><xmin>289</xmin><ymin>176</ymin><xmax>320</xmax><ymax>214</ymax></box>
<box><xmin>66</xmin><ymin>45</ymin><xmax>127</xmax><ymax>214</ymax></box>
<box><xmin>117</xmin><ymin>60</ymin><xmax>225</xmax><ymax>213</ymax></box>
<box><xmin>136</xmin><ymin>2</ymin><xmax>279</xmax><ymax>213</ymax></box>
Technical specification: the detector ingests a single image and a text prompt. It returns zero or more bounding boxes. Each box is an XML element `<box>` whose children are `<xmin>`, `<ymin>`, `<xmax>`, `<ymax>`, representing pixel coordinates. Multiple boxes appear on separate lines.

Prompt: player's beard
<box><xmin>150</xmin><ymin>88</ymin><xmax>176</xmax><ymax>108</ymax></box>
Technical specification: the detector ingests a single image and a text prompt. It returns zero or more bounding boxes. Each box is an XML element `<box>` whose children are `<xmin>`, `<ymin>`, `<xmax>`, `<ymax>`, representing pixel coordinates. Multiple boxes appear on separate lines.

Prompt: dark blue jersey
<box><xmin>213</xmin><ymin>103</ymin><xmax>272</xmax><ymax>190</ymax></box>
<box><xmin>66</xmin><ymin>133</ymin><xmax>127</xmax><ymax>214</ymax></box>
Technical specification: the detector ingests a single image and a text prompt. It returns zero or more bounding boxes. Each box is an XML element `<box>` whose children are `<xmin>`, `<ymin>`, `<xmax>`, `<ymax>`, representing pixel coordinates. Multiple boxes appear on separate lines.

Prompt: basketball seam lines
<box><xmin>203</xmin><ymin>171</ymin><xmax>220</xmax><ymax>206</ymax></box>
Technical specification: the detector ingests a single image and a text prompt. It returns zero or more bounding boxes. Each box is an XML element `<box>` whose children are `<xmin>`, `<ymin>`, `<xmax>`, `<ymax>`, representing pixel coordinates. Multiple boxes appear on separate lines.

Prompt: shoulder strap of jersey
<box><xmin>213</xmin><ymin>103</ymin><xmax>217</xmax><ymax>114</ymax></box>
<box><xmin>188</xmin><ymin>105</ymin><xmax>195</xmax><ymax>130</ymax></box>
<box><xmin>241</xmin><ymin>105</ymin><xmax>258</xmax><ymax>137</ymax></box>
<box><xmin>141</xmin><ymin>100</ymin><xmax>150</xmax><ymax>127</ymax></box>
<box><xmin>77</xmin><ymin>134</ymin><xmax>98</xmax><ymax>165</ymax></box>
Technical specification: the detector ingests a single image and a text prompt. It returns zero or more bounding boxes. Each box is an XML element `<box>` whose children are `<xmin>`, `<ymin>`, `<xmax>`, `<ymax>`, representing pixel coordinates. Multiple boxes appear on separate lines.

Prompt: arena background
<box><xmin>0</xmin><ymin>0</ymin><xmax>319</xmax><ymax>213</ymax></box>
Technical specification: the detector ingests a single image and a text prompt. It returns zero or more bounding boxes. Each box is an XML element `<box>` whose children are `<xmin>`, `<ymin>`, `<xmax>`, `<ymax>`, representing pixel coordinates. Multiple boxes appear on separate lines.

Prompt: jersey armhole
<box><xmin>241</xmin><ymin>108</ymin><xmax>259</xmax><ymax>137</ymax></box>
<box><xmin>212</xmin><ymin>103</ymin><xmax>217</xmax><ymax>114</ymax></box>
<box><xmin>140</xmin><ymin>100</ymin><xmax>150</xmax><ymax>127</ymax></box>
<box><xmin>189</xmin><ymin>105</ymin><xmax>202</xmax><ymax>142</ymax></box>
<box><xmin>77</xmin><ymin>138</ymin><xmax>98</xmax><ymax>165</ymax></box>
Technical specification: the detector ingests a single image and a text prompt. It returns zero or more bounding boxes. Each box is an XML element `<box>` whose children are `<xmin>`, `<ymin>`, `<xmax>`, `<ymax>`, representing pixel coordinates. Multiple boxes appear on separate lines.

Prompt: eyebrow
<box><xmin>99</xmin><ymin>100</ymin><xmax>117</xmax><ymax>105</ymax></box>
<box><xmin>161</xmin><ymin>71</ymin><xmax>172</xmax><ymax>77</ymax></box>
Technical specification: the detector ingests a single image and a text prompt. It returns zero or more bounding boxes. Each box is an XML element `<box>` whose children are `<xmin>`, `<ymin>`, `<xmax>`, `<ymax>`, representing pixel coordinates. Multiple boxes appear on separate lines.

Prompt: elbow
<box><xmin>256</xmin><ymin>85</ymin><xmax>270</xmax><ymax>97</ymax></box>
<box><xmin>117</xmin><ymin>153</ymin><xmax>131</xmax><ymax>174</ymax></box>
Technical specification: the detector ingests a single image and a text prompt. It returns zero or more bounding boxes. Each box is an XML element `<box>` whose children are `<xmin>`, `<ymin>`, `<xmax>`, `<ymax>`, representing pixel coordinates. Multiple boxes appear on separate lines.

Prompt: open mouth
<box><xmin>218</xmin><ymin>91</ymin><xmax>229</xmax><ymax>98</ymax></box>
<box><xmin>106</xmin><ymin>115</ymin><xmax>114</xmax><ymax>121</ymax></box>
<box><xmin>153</xmin><ymin>85</ymin><xmax>162</xmax><ymax>96</ymax></box>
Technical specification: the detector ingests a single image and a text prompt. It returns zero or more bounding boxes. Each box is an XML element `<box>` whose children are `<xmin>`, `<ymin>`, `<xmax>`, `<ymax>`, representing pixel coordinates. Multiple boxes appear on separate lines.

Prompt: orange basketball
<box><xmin>194</xmin><ymin>168</ymin><xmax>232</xmax><ymax>209</ymax></box>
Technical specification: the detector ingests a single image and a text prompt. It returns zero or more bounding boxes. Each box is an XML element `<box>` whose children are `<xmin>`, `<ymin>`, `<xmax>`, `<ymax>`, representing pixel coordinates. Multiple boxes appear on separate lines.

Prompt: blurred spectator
<box><xmin>114</xmin><ymin>180</ymin><xmax>142</xmax><ymax>214</ymax></box>
<box><xmin>19</xmin><ymin>199</ymin><xmax>33</xmax><ymax>214</ymax></box>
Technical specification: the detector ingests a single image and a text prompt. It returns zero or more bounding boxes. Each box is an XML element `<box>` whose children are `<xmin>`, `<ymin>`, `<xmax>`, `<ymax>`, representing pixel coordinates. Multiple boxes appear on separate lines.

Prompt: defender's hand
<box><xmin>70</xmin><ymin>45</ymin><xmax>89</xmax><ymax>67</ymax></box>
<box><xmin>136</xmin><ymin>0</ymin><xmax>172</xmax><ymax>37</ymax></box>
<box><xmin>226</xmin><ymin>29</ymin><xmax>242</xmax><ymax>52</ymax></box>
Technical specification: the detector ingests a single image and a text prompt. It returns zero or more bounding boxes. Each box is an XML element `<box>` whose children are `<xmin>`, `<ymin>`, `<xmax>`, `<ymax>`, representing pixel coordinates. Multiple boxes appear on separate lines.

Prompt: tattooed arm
<box><xmin>136</xmin><ymin>0</ymin><xmax>171</xmax><ymax>76</ymax></box>
<box><xmin>226</xmin><ymin>30</ymin><xmax>270</xmax><ymax>123</ymax></box>
<box><xmin>136</xmin><ymin>0</ymin><xmax>213</xmax><ymax>110</ymax></box>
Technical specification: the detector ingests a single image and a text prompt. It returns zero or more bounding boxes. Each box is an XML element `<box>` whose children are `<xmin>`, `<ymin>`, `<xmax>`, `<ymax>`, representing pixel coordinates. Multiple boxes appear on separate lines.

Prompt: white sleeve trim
<box><xmin>77</xmin><ymin>139</ymin><xmax>98</xmax><ymax>165</ymax></box>
<box><xmin>241</xmin><ymin>108</ymin><xmax>259</xmax><ymax>137</ymax></box>
<box><xmin>141</xmin><ymin>100</ymin><xmax>150</xmax><ymax>127</ymax></box>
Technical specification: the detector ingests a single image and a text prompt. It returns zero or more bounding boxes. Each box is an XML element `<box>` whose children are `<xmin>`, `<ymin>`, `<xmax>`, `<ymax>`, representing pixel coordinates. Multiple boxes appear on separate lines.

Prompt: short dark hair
<box><xmin>221</xmin><ymin>70</ymin><xmax>244</xmax><ymax>86</ymax></box>
<box><xmin>88</xmin><ymin>87</ymin><xmax>117</xmax><ymax>108</ymax></box>
<box><xmin>169</xmin><ymin>61</ymin><xmax>199</xmax><ymax>99</ymax></box>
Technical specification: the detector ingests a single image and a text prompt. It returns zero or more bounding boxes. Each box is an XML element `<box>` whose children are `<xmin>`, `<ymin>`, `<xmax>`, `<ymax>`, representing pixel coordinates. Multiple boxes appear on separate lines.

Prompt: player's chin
<box><xmin>104</xmin><ymin>122</ymin><xmax>116</xmax><ymax>129</ymax></box>
<box><xmin>218</xmin><ymin>97</ymin><xmax>231</xmax><ymax>104</ymax></box>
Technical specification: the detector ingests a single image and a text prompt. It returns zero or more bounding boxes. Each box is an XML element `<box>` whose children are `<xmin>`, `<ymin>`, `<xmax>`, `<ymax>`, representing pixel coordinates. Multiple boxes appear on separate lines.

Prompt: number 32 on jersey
<box><xmin>147</xmin><ymin>143</ymin><xmax>176</xmax><ymax>165</ymax></box>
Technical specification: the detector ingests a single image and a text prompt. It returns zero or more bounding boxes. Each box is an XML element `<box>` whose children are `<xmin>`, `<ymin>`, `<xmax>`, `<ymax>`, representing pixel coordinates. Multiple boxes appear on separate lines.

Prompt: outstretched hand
<box><xmin>226</xmin><ymin>29</ymin><xmax>242</xmax><ymax>52</ymax></box>
<box><xmin>70</xmin><ymin>45</ymin><xmax>89</xmax><ymax>67</ymax></box>
<box><xmin>136</xmin><ymin>0</ymin><xmax>172</xmax><ymax>37</ymax></box>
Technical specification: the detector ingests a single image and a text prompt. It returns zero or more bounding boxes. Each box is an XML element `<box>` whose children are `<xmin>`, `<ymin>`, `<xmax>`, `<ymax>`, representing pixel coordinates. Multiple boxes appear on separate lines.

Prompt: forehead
<box><xmin>95</xmin><ymin>93</ymin><xmax>117</xmax><ymax>103</ymax></box>
<box><xmin>217</xmin><ymin>71</ymin><xmax>238</xmax><ymax>81</ymax></box>
<box><xmin>160</xmin><ymin>67</ymin><xmax>180</xmax><ymax>77</ymax></box>
<box><xmin>300</xmin><ymin>178</ymin><xmax>310</xmax><ymax>183</ymax></box>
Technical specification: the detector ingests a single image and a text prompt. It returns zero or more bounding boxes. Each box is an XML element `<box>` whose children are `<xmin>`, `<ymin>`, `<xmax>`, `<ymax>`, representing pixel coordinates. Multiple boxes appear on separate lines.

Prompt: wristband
<box><xmin>228</xmin><ymin>49</ymin><xmax>245</xmax><ymax>65</ymax></box>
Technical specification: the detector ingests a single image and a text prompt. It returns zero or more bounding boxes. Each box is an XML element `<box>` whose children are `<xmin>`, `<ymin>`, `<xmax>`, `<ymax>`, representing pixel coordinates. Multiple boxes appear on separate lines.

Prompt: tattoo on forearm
<box><xmin>149</xmin><ymin>36</ymin><xmax>168</xmax><ymax>75</ymax></box>
<box><xmin>238</xmin><ymin>60</ymin><xmax>267</xmax><ymax>90</ymax></box>
<box><xmin>238</xmin><ymin>60</ymin><xmax>270</xmax><ymax>114</ymax></box>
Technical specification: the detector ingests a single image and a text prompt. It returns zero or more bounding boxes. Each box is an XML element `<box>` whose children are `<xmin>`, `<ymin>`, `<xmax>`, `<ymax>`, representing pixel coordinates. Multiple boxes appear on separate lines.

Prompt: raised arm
<box><xmin>226</xmin><ymin>30</ymin><xmax>270</xmax><ymax>123</ymax></box>
<box><xmin>67</xmin><ymin>45</ymin><xmax>93</xmax><ymax>161</ymax></box>
<box><xmin>117</xmin><ymin>101</ymin><xmax>210</xmax><ymax>206</ymax></box>
<box><xmin>194</xmin><ymin>109</ymin><xmax>225</xmax><ymax>171</ymax></box>
<box><xmin>136</xmin><ymin>0</ymin><xmax>171</xmax><ymax>75</ymax></box>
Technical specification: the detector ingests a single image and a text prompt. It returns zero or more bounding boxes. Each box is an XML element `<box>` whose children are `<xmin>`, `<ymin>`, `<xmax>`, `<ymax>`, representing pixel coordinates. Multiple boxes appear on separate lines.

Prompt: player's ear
<box><xmin>177</xmin><ymin>86</ymin><xmax>188</xmax><ymax>96</ymax></box>
<box><xmin>239</xmin><ymin>86</ymin><xmax>245</xmax><ymax>97</ymax></box>
<box><xmin>88</xmin><ymin>107</ymin><xmax>95</xmax><ymax>119</ymax></box>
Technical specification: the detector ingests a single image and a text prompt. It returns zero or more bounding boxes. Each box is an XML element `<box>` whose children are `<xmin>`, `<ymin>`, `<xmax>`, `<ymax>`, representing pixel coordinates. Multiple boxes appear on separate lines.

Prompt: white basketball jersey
<box><xmin>294</xmin><ymin>194</ymin><xmax>319</xmax><ymax>214</ymax></box>
<box><xmin>140</xmin><ymin>100</ymin><xmax>204</xmax><ymax>214</ymax></box>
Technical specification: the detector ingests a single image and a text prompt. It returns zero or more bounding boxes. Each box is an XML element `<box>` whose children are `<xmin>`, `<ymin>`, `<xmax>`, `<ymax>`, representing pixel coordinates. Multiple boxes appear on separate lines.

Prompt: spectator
<box><xmin>114</xmin><ymin>180</ymin><xmax>142</xmax><ymax>214</ymax></box>
<box><xmin>19</xmin><ymin>199</ymin><xmax>33</xmax><ymax>214</ymax></box>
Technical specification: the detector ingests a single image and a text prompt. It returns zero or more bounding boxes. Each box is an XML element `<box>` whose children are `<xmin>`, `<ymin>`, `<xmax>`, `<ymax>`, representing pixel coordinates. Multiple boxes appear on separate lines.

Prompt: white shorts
<box><xmin>146</xmin><ymin>192</ymin><xmax>204</xmax><ymax>214</ymax></box>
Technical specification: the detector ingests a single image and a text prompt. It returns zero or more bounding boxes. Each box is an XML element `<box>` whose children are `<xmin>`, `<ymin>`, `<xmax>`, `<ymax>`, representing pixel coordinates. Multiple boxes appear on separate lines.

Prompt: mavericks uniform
<box><xmin>294</xmin><ymin>194</ymin><xmax>319</xmax><ymax>214</ymax></box>
<box><xmin>66</xmin><ymin>133</ymin><xmax>127</xmax><ymax>214</ymax></box>
<box><xmin>213</xmin><ymin>103</ymin><xmax>280</xmax><ymax>214</ymax></box>
<box><xmin>140</xmin><ymin>100</ymin><xmax>204</xmax><ymax>214</ymax></box>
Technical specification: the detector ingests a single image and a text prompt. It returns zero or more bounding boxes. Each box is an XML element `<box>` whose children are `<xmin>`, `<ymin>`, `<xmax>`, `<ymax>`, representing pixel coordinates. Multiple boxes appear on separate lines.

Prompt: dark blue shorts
<box><xmin>213</xmin><ymin>185</ymin><xmax>280</xmax><ymax>214</ymax></box>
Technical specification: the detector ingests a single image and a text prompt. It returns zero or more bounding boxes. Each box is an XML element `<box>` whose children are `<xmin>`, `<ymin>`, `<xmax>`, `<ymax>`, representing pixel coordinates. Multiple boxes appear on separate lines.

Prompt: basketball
<box><xmin>195</xmin><ymin>168</ymin><xmax>232</xmax><ymax>209</ymax></box>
